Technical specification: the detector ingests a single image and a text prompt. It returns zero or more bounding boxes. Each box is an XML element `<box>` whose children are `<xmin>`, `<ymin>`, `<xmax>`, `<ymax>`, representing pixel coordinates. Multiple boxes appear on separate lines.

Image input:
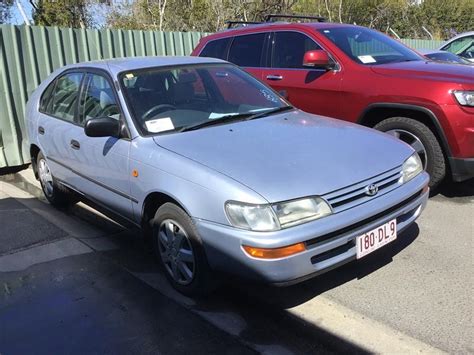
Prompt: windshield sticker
<box><xmin>260</xmin><ymin>89</ymin><xmax>279</xmax><ymax>103</ymax></box>
<box><xmin>358</xmin><ymin>55</ymin><xmax>376</xmax><ymax>64</ymax></box>
<box><xmin>125</xmin><ymin>73</ymin><xmax>135</xmax><ymax>79</ymax></box>
<box><xmin>215</xmin><ymin>72</ymin><xmax>229</xmax><ymax>78</ymax></box>
<box><xmin>145</xmin><ymin>117</ymin><xmax>175</xmax><ymax>133</ymax></box>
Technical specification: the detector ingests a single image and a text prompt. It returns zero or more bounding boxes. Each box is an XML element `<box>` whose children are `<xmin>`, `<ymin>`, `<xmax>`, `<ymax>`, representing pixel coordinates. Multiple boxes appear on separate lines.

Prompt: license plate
<box><xmin>356</xmin><ymin>219</ymin><xmax>397</xmax><ymax>259</ymax></box>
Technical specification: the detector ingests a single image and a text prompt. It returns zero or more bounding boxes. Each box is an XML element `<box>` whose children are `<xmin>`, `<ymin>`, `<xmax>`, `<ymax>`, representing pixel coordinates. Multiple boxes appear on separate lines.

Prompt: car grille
<box><xmin>306</xmin><ymin>189</ymin><xmax>423</xmax><ymax>248</ymax></box>
<box><xmin>322</xmin><ymin>166</ymin><xmax>402</xmax><ymax>213</ymax></box>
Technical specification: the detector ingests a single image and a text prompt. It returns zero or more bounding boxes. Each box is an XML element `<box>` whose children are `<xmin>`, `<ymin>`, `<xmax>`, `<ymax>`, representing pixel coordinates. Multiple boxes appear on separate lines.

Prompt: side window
<box><xmin>199</xmin><ymin>38</ymin><xmax>231</xmax><ymax>60</ymax></box>
<box><xmin>47</xmin><ymin>72</ymin><xmax>83</xmax><ymax>122</ymax></box>
<box><xmin>442</xmin><ymin>36</ymin><xmax>474</xmax><ymax>57</ymax></box>
<box><xmin>272</xmin><ymin>32</ymin><xmax>321</xmax><ymax>69</ymax></box>
<box><xmin>39</xmin><ymin>81</ymin><xmax>55</xmax><ymax>113</ymax></box>
<box><xmin>80</xmin><ymin>73</ymin><xmax>120</xmax><ymax>125</ymax></box>
<box><xmin>228</xmin><ymin>33</ymin><xmax>266</xmax><ymax>67</ymax></box>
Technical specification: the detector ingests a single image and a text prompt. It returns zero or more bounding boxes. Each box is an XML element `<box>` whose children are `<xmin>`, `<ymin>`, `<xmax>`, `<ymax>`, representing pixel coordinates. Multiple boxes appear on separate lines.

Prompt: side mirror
<box><xmin>84</xmin><ymin>117</ymin><xmax>120</xmax><ymax>138</ymax></box>
<box><xmin>303</xmin><ymin>50</ymin><xmax>334</xmax><ymax>70</ymax></box>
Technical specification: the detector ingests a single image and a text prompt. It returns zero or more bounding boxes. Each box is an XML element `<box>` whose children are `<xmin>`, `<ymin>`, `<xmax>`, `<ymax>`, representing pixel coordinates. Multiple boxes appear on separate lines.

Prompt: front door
<box><xmin>69</xmin><ymin>71</ymin><xmax>134</xmax><ymax>219</ymax></box>
<box><xmin>37</xmin><ymin>71</ymin><xmax>84</xmax><ymax>183</ymax></box>
<box><xmin>261</xmin><ymin>31</ymin><xmax>344</xmax><ymax>119</ymax></box>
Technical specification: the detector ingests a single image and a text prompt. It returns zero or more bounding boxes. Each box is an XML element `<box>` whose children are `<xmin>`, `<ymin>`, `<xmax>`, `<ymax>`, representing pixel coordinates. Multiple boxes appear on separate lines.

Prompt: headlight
<box><xmin>272</xmin><ymin>197</ymin><xmax>332</xmax><ymax>228</ymax></box>
<box><xmin>225</xmin><ymin>197</ymin><xmax>332</xmax><ymax>231</ymax></box>
<box><xmin>225</xmin><ymin>202</ymin><xmax>279</xmax><ymax>231</ymax></box>
<box><xmin>400</xmin><ymin>153</ymin><xmax>423</xmax><ymax>184</ymax></box>
<box><xmin>453</xmin><ymin>90</ymin><xmax>474</xmax><ymax>107</ymax></box>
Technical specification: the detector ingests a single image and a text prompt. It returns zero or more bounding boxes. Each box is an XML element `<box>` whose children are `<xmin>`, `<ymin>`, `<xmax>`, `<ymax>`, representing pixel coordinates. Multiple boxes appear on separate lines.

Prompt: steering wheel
<box><xmin>142</xmin><ymin>104</ymin><xmax>177</xmax><ymax>121</ymax></box>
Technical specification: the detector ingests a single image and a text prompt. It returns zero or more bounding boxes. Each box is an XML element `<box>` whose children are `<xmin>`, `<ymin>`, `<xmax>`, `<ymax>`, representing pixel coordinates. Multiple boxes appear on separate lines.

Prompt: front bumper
<box><xmin>195</xmin><ymin>172</ymin><xmax>429</xmax><ymax>285</ymax></box>
<box><xmin>449</xmin><ymin>157</ymin><xmax>474</xmax><ymax>182</ymax></box>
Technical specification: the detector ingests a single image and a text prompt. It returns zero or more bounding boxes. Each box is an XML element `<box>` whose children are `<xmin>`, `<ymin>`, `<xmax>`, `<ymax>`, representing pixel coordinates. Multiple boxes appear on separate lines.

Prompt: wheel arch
<box><xmin>30</xmin><ymin>144</ymin><xmax>41</xmax><ymax>179</ymax></box>
<box><xmin>357</xmin><ymin>103</ymin><xmax>452</xmax><ymax>158</ymax></box>
<box><xmin>140</xmin><ymin>191</ymin><xmax>190</xmax><ymax>239</ymax></box>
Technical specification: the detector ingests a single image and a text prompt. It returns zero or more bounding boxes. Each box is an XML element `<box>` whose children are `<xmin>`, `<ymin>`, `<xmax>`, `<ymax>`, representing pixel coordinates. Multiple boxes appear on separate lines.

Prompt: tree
<box><xmin>29</xmin><ymin>0</ymin><xmax>93</xmax><ymax>28</ymax></box>
<box><xmin>105</xmin><ymin>0</ymin><xmax>473</xmax><ymax>39</ymax></box>
<box><xmin>0</xmin><ymin>0</ymin><xmax>14</xmax><ymax>24</ymax></box>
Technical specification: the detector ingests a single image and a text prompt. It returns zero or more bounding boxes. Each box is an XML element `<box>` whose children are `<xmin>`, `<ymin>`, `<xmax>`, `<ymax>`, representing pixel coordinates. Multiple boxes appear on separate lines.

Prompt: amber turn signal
<box><xmin>242</xmin><ymin>242</ymin><xmax>306</xmax><ymax>259</ymax></box>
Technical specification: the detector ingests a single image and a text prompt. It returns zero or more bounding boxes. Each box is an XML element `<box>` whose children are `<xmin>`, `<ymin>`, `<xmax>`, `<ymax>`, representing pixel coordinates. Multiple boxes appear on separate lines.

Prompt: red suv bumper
<box><xmin>442</xmin><ymin>104</ymin><xmax>474</xmax><ymax>181</ymax></box>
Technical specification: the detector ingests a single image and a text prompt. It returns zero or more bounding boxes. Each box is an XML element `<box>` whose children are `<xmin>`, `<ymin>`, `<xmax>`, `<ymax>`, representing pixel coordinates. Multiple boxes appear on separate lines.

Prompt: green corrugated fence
<box><xmin>401</xmin><ymin>38</ymin><xmax>443</xmax><ymax>49</ymax></box>
<box><xmin>0</xmin><ymin>24</ymin><xmax>443</xmax><ymax>169</ymax></box>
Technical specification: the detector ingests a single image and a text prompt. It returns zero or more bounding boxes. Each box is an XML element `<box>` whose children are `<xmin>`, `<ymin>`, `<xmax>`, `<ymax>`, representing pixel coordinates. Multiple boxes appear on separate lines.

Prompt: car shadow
<box><xmin>218</xmin><ymin>223</ymin><xmax>420</xmax><ymax>309</ymax></box>
<box><xmin>433</xmin><ymin>178</ymin><xmax>474</xmax><ymax>199</ymax></box>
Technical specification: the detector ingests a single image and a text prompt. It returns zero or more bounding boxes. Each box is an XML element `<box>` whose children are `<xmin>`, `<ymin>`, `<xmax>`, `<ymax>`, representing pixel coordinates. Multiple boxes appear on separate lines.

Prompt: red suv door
<box><xmin>260</xmin><ymin>31</ymin><xmax>344</xmax><ymax>119</ymax></box>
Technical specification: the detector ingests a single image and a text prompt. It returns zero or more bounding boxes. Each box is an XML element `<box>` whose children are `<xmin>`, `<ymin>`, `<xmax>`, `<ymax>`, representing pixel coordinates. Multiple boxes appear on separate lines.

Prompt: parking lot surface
<box><xmin>1</xmin><ymin>170</ymin><xmax>472</xmax><ymax>354</ymax></box>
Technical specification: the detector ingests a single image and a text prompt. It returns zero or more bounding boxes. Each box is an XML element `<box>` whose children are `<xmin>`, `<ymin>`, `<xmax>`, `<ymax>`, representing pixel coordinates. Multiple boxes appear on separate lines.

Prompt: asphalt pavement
<box><xmin>0</xmin><ymin>170</ymin><xmax>472</xmax><ymax>354</ymax></box>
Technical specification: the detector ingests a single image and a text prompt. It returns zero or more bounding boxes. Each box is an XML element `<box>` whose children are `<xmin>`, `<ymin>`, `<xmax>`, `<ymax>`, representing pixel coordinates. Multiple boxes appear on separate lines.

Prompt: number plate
<box><xmin>356</xmin><ymin>219</ymin><xmax>397</xmax><ymax>259</ymax></box>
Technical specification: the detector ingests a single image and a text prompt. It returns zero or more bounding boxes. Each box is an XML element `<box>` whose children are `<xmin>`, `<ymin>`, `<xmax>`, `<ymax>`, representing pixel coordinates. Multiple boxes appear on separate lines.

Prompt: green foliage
<box><xmin>0</xmin><ymin>0</ymin><xmax>13</xmax><ymax>24</ymax></box>
<box><xmin>4</xmin><ymin>0</ymin><xmax>468</xmax><ymax>39</ymax></box>
<box><xmin>104</xmin><ymin>0</ymin><xmax>473</xmax><ymax>39</ymax></box>
<box><xmin>30</xmin><ymin>0</ymin><xmax>93</xmax><ymax>28</ymax></box>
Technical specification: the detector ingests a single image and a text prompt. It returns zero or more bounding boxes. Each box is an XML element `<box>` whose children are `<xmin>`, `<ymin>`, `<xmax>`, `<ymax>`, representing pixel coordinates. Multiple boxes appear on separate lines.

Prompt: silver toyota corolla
<box><xmin>26</xmin><ymin>56</ymin><xmax>429</xmax><ymax>295</ymax></box>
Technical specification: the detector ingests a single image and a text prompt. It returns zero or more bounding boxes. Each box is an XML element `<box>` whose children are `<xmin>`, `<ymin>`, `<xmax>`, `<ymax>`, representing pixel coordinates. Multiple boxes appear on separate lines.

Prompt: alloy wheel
<box><xmin>38</xmin><ymin>158</ymin><xmax>54</xmax><ymax>198</ymax></box>
<box><xmin>158</xmin><ymin>219</ymin><xmax>196</xmax><ymax>285</ymax></box>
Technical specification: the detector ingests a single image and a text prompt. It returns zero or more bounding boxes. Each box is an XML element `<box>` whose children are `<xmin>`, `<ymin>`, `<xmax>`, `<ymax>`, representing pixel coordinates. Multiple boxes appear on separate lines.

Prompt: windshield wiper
<box><xmin>179</xmin><ymin>112</ymin><xmax>254</xmax><ymax>132</ymax></box>
<box><xmin>179</xmin><ymin>106</ymin><xmax>294</xmax><ymax>132</ymax></box>
<box><xmin>244</xmin><ymin>105</ymin><xmax>294</xmax><ymax>121</ymax></box>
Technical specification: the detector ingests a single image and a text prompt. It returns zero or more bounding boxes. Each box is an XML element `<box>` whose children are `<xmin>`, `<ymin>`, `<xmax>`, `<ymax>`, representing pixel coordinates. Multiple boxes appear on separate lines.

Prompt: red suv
<box><xmin>192</xmin><ymin>17</ymin><xmax>474</xmax><ymax>188</ymax></box>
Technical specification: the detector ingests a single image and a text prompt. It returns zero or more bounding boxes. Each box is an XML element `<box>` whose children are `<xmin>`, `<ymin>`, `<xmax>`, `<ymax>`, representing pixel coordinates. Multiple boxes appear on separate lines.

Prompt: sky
<box><xmin>10</xmin><ymin>0</ymin><xmax>33</xmax><ymax>25</ymax></box>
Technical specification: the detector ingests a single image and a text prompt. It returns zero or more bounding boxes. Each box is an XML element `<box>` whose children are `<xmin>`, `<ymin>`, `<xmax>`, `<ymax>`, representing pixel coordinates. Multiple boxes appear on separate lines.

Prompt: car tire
<box><xmin>152</xmin><ymin>202</ymin><xmax>217</xmax><ymax>297</ymax></box>
<box><xmin>374</xmin><ymin>117</ymin><xmax>446</xmax><ymax>189</ymax></box>
<box><xmin>36</xmin><ymin>151</ymin><xmax>75</xmax><ymax>209</ymax></box>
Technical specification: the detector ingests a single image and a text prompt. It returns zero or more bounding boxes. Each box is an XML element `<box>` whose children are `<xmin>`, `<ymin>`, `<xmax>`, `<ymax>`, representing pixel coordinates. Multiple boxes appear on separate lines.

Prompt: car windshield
<box><xmin>120</xmin><ymin>63</ymin><xmax>289</xmax><ymax>135</ymax></box>
<box><xmin>319</xmin><ymin>27</ymin><xmax>423</xmax><ymax>65</ymax></box>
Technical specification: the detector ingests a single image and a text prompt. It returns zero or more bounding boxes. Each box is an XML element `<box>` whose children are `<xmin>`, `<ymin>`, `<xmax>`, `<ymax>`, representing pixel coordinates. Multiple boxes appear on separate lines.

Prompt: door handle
<box><xmin>70</xmin><ymin>140</ymin><xmax>80</xmax><ymax>150</ymax></box>
<box><xmin>266</xmin><ymin>75</ymin><xmax>283</xmax><ymax>81</ymax></box>
<box><xmin>38</xmin><ymin>126</ymin><xmax>45</xmax><ymax>135</ymax></box>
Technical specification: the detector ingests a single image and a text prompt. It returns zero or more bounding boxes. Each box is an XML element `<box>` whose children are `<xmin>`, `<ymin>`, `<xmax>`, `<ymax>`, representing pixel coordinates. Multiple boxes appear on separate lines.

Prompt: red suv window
<box><xmin>228</xmin><ymin>33</ymin><xmax>266</xmax><ymax>67</ymax></box>
<box><xmin>272</xmin><ymin>31</ymin><xmax>321</xmax><ymax>68</ymax></box>
<box><xmin>199</xmin><ymin>38</ymin><xmax>231</xmax><ymax>60</ymax></box>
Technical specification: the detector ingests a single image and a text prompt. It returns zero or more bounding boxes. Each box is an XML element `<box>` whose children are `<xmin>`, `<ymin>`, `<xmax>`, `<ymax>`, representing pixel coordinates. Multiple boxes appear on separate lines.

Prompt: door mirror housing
<box><xmin>303</xmin><ymin>50</ymin><xmax>334</xmax><ymax>70</ymax></box>
<box><xmin>84</xmin><ymin>117</ymin><xmax>121</xmax><ymax>138</ymax></box>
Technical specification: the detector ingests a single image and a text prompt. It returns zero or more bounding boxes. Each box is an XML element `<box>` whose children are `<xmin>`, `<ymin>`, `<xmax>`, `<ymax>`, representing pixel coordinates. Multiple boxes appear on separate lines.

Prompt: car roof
<box><xmin>59</xmin><ymin>56</ymin><xmax>226</xmax><ymax>76</ymax></box>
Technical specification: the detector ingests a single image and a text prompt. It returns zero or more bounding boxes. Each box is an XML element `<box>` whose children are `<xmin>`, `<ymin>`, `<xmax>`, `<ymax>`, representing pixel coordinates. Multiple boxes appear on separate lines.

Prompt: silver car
<box><xmin>26</xmin><ymin>57</ymin><xmax>429</xmax><ymax>295</ymax></box>
<box><xmin>438</xmin><ymin>31</ymin><xmax>474</xmax><ymax>63</ymax></box>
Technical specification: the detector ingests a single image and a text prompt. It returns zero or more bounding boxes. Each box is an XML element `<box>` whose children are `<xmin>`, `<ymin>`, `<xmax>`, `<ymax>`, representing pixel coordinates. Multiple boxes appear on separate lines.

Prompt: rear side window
<box><xmin>199</xmin><ymin>38</ymin><xmax>231</xmax><ymax>60</ymax></box>
<box><xmin>228</xmin><ymin>33</ymin><xmax>266</xmax><ymax>67</ymax></box>
<box><xmin>39</xmin><ymin>81</ymin><xmax>55</xmax><ymax>112</ymax></box>
<box><xmin>46</xmin><ymin>72</ymin><xmax>83</xmax><ymax>122</ymax></box>
<box><xmin>272</xmin><ymin>31</ymin><xmax>321</xmax><ymax>68</ymax></box>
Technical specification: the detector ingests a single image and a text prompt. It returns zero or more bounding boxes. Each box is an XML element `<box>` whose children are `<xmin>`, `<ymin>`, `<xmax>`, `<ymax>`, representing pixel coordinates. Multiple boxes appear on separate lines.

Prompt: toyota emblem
<box><xmin>365</xmin><ymin>184</ymin><xmax>379</xmax><ymax>196</ymax></box>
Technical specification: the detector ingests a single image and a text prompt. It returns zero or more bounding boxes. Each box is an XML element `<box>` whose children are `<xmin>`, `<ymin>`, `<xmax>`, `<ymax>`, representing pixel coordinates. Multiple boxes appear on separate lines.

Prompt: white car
<box><xmin>438</xmin><ymin>31</ymin><xmax>474</xmax><ymax>63</ymax></box>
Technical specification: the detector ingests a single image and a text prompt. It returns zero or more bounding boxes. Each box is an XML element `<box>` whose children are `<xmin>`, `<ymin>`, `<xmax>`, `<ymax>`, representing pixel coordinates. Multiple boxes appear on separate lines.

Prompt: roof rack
<box><xmin>264</xmin><ymin>14</ymin><xmax>326</xmax><ymax>23</ymax></box>
<box><xmin>226</xmin><ymin>21</ymin><xmax>262</xmax><ymax>29</ymax></box>
<box><xmin>225</xmin><ymin>14</ymin><xmax>327</xmax><ymax>30</ymax></box>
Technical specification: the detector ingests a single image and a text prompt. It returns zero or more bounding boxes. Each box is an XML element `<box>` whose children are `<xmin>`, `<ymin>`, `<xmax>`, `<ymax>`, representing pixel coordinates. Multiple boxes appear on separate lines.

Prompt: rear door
<box><xmin>37</xmin><ymin>71</ymin><xmax>85</xmax><ymax>183</ymax></box>
<box><xmin>261</xmin><ymin>31</ymin><xmax>344</xmax><ymax>118</ymax></box>
<box><xmin>227</xmin><ymin>32</ymin><xmax>269</xmax><ymax>80</ymax></box>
